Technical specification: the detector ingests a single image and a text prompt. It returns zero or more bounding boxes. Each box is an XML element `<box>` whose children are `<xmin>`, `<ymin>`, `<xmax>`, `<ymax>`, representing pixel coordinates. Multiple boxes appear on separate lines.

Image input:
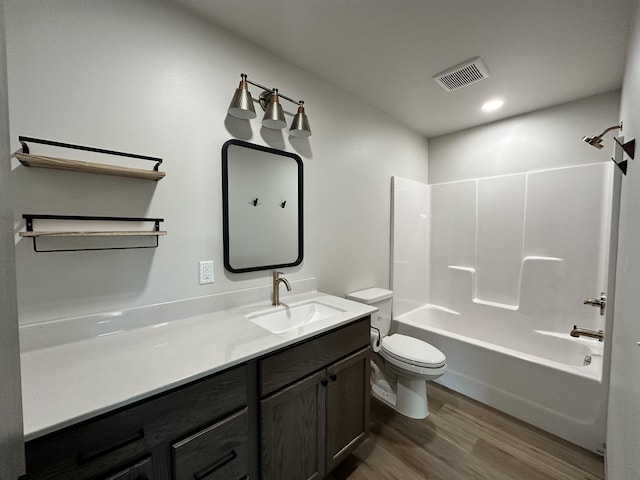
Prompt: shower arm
<box><xmin>594</xmin><ymin>123</ymin><xmax>623</xmax><ymax>141</ymax></box>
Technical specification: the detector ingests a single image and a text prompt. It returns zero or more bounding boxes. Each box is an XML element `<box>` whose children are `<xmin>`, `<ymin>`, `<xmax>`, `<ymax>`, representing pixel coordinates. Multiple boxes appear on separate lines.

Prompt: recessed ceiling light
<box><xmin>481</xmin><ymin>99</ymin><xmax>504</xmax><ymax>112</ymax></box>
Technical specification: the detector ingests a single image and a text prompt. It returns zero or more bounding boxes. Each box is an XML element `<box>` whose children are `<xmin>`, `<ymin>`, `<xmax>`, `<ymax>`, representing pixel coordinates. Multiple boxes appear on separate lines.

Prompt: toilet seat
<box><xmin>380</xmin><ymin>334</ymin><xmax>446</xmax><ymax>369</ymax></box>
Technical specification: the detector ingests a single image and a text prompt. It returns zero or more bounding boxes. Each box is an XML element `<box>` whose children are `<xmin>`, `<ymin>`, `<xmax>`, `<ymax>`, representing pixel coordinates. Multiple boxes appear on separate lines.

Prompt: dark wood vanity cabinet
<box><xmin>24</xmin><ymin>315</ymin><xmax>371</xmax><ymax>480</ymax></box>
<box><xmin>24</xmin><ymin>364</ymin><xmax>249</xmax><ymax>480</ymax></box>
<box><xmin>259</xmin><ymin>317</ymin><xmax>371</xmax><ymax>480</ymax></box>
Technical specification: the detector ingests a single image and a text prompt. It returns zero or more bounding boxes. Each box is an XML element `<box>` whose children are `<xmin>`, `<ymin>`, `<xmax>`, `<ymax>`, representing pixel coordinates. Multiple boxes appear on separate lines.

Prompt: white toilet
<box><xmin>346</xmin><ymin>288</ymin><xmax>447</xmax><ymax>419</ymax></box>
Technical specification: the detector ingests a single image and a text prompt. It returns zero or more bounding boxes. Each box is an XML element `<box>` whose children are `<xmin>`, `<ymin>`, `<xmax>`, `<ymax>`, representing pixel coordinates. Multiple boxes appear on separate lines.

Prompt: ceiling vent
<box><xmin>432</xmin><ymin>57</ymin><xmax>490</xmax><ymax>92</ymax></box>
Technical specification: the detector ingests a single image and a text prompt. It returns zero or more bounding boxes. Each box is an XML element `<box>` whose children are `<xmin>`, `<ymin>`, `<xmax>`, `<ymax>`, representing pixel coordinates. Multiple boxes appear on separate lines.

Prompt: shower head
<box><xmin>582</xmin><ymin>122</ymin><xmax>623</xmax><ymax>149</ymax></box>
<box><xmin>582</xmin><ymin>135</ymin><xmax>605</xmax><ymax>149</ymax></box>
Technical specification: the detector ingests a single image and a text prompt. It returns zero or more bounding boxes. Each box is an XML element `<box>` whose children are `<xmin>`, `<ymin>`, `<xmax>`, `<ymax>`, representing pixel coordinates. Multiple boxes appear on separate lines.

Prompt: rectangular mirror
<box><xmin>222</xmin><ymin>139</ymin><xmax>303</xmax><ymax>273</ymax></box>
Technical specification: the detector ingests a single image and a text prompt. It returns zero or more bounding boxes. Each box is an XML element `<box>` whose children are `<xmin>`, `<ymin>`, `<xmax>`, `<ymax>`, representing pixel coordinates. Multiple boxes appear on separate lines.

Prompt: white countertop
<box><xmin>20</xmin><ymin>290</ymin><xmax>376</xmax><ymax>441</ymax></box>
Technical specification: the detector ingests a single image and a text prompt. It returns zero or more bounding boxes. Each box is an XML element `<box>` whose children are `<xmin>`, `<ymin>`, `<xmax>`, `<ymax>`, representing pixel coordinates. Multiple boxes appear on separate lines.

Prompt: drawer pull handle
<box><xmin>78</xmin><ymin>429</ymin><xmax>145</xmax><ymax>464</ymax></box>
<box><xmin>329</xmin><ymin>374</ymin><xmax>337</xmax><ymax>382</ymax></box>
<box><xmin>193</xmin><ymin>450</ymin><xmax>237</xmax><ymax>480</ymax></box>
<box><xmin>321</xmin><ymin>379</ymin><xmax>328</xmax><ymax>387</ymax></box>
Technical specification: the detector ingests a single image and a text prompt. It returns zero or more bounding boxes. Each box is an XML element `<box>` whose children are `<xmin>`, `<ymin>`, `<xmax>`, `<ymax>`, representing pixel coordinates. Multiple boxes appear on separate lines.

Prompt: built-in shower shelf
<box><xmin>473</xmin><ymin>297</ymin><xmax>519</xmax><ymax>310</ymax></box>
<box><xmin>15</xmin><ymin>153</ymin><xmax>166</xmax><ymax>181</ymax></box>
<box><xmin>448</xmin><ymin>257</ymin><xmax>563</xmax><ymax>311</ymax></box>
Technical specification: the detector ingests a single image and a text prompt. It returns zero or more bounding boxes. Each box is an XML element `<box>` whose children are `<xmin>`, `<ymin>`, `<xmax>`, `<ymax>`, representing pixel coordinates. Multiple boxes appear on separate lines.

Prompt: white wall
<box><xmin>0</xmin><ymin>0</ymin><xmax>25</xmax><ymax>475</ymax></box>
<box><xmin>428</xmin><ymin>90</ymin><xmax>620</xmax><ymax>184</ymax></box>
<box><xmin>607</xmin><ymin>0</ymin><xmax>640</xmax><ymax>478</ymax></box>
<box><xmin>5</xmin><ymin>0</ymin><xmax>429</xmax><ymax>325</ymax></box>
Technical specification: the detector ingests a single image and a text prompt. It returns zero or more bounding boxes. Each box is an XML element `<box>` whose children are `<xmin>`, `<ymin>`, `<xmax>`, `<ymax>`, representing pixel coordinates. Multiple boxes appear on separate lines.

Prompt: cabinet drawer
<box><xmin>104</xmin><ymin>456</ymin><xmax>153</xmax><ymax>480</ymax></box>
<box><xmin>172</xmin><ymin>408</ymin><xmax>248</xmax><ymax>480</ymax></box>
<box><xmin>25</xmin><ymin>364</ymin><xmax>247</xmax><ymax>480</ymax></box>
<box><xmin>260</xmin><ymin>316</ymin><xmax>370</xmax><ymax>397</ymax></box>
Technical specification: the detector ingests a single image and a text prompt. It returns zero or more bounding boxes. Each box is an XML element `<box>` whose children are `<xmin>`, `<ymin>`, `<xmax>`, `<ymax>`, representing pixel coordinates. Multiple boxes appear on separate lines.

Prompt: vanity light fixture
<box><xmin>289</xmin><ymin>101</ymin><xmax>311</xmax><ymax>138</ymax></box>
<box><xmin>261</xmin><ymin>89</ymin><xmax>287</xmax><ymax>129</ymax></box>
<box><xmin>228</xmin><ymin>73</ymin><xmax>257</xmax><ymax>119</ymax></box>
<box><xmin>227</xmin><ymin>73</ymin><xmax>312</xmax><ymax>137</ymax></box>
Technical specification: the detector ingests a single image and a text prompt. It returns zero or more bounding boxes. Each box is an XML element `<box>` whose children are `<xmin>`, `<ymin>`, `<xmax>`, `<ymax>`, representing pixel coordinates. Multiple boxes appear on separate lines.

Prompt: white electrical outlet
<box><xmin>199</xmin><ymin>261</ymin><xmax>214</xmax><ymax>284</ymax></box>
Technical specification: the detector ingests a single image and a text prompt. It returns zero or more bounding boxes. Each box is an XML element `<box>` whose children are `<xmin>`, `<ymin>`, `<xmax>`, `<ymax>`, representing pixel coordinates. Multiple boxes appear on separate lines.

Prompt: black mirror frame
<box><xmin>222</xmin><ymin>139</ymin><xmax>304</xmax><ymax>273</ymax></box>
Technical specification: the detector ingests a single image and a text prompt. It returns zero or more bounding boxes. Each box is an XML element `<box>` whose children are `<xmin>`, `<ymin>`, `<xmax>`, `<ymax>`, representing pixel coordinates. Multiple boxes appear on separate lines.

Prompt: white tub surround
<box><xmin>391</xmin><ymin>162</ymin><xmax>616</xmax><ymax>453</ymax></box>
<box><xmin>19</xmin><ymin>281</ymin><xmax>376</xmax><ymax>441</ymax></box>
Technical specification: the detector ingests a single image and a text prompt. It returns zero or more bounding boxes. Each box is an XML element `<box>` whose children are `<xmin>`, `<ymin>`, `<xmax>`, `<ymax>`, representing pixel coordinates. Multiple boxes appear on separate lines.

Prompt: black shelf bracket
<box><xmin>18</xmin><ymin>136</ymin><xmax>164</xmax><ymax>171</ymax></box>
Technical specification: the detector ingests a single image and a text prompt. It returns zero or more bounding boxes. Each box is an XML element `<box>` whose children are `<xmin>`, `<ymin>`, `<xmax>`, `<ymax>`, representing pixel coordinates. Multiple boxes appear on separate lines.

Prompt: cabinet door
<box><xmin>325</xmin><ymin>347</ymin><xmax>371</xmax><ymax>472</ymax></box>
<box><xmin>260</xmin><ymin>371</ymin><xmax>326</xmax><ymax>480</ymax></box>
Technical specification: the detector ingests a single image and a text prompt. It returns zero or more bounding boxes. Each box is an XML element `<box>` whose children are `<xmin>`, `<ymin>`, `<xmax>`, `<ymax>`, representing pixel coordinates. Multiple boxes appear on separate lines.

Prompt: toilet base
<box><xmin>371</xmin><ymin>373</ymin><xmax>430</xmax><ymax>419</ymax></box>
<box><xmin>396</xmin><ymin>375</ymin><xmax>429</xmax><ymax>419</ymax></box>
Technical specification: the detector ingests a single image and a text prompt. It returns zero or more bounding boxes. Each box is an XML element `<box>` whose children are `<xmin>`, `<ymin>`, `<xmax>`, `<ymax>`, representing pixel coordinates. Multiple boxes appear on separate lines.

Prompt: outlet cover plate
<box><xmin>199</xmin><ymin>260</ymin><xmax>214</xmax><ymax>284</ymax></box>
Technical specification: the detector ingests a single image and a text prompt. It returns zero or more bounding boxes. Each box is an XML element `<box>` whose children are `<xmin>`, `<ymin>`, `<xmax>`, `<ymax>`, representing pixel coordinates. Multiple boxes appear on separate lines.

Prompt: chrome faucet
<box><xmin>584</xmin><ymin>292</ymin><xmax>606</xmax><ymax>316</ymax></box>
<box><xmin>272</xmin><ymin>271</ymin><xmax>292</xmax><ymax>306</ymax></box>
<box><xmin>570</xmin><ymin>325</ymin><xmax>604</xmax><ymax>342</ymax></box>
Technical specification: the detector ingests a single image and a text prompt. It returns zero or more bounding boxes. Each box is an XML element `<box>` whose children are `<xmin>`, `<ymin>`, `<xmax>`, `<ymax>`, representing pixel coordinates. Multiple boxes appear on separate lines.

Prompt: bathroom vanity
<box><xmin>259</xmin><ymin>318</ymin><xmax>370</xmax><ymax>480</ymax></box>
<box><xmin>25</xmin><ymin>364</ymin><xmax>250</xmax><ymax>480</ymax></box>
<box><xmin>20</xmin><ymin>290</ymin><xmax>374</xmax><ymax>480</ymax></box>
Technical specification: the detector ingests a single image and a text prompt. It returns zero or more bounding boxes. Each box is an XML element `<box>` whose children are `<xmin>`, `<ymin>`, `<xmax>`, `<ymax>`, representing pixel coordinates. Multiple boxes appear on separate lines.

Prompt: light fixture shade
<box><xmin>262</xmin><ymin>91</ymin><xmax>287</xmax><ymax>129</ymax></box>
<box><xmin>228</xmin><ymin>76</ymin><xmax>256</xmax><ymax>119</ymax></box>
<box><xmin>289</xmin><ymin>104</ymin><xmax>311</xmax><ymax>137</ymax></box>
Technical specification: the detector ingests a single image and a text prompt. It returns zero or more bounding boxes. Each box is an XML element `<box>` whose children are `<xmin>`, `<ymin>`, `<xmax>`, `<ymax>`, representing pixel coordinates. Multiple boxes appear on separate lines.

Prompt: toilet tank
<box><xmin>346</xmin><ymin>288</ymin><xmax>393</xmax><ymax>336</ymax></box>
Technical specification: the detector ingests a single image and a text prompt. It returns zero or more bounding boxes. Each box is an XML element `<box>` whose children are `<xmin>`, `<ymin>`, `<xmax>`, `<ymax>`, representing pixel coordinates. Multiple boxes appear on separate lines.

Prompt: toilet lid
<box><xmin>381</xmin><ymin>334</ymin><xmax>446</xmax><ymax>368</ymax></box>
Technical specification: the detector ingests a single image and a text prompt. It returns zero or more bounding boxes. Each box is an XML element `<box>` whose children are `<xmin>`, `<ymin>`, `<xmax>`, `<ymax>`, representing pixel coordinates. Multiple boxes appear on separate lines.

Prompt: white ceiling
<box><xmin>174</xmin><ymin>0</ymin><xmax>635</xmax><ymax>137</ymax></box>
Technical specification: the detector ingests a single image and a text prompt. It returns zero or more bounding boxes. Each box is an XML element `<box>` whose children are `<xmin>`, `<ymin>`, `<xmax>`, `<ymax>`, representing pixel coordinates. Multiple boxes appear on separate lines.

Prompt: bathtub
<box><xmin>394</xmin><ymin>304</ymin><xmax>607</xmax><ymax>454</ymax></box>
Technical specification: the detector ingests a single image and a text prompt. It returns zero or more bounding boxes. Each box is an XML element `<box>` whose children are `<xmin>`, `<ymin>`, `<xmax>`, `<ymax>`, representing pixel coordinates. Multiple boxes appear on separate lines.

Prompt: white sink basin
<box><xmin>247</xmin><ymin>301</ymin><xmax>346</xmax><ymax>334</ymax></box>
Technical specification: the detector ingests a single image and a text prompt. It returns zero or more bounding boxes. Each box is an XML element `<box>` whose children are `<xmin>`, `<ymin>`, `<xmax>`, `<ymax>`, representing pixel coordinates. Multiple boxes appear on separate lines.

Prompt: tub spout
<box><xmin>570</xmin><ymin>325</ymin><xmax>604</xmax><ymax>342</ymax></box>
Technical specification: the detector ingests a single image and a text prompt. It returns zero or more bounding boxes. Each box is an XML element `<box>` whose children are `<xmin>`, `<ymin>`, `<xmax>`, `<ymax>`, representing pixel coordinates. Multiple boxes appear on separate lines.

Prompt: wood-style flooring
<box><xmin>328</xmin><ymin>382</ymin><xmax>605</xmax><ymax>480</ymax></box>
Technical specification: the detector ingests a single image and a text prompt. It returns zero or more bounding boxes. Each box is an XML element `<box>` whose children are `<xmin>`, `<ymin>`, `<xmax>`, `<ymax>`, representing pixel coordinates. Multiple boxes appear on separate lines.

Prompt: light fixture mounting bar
<box><xmin>244</xmin><ymin>78</ymin><xmax>302</xmax><ymax>105</ymax></box>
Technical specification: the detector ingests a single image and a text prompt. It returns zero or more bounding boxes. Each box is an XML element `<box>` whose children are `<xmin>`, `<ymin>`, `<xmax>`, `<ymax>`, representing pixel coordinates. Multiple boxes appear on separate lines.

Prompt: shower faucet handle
<box><xmin>583</xmin><ymin>292</ymin><xmax>606</xmax><ymax>316</ymax></box>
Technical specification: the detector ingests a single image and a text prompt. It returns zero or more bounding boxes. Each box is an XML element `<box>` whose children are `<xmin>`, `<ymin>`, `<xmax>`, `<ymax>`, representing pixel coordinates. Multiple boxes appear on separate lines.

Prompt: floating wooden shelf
<box><xmin>21</xmin><ymin>214</ymin><xmax>166</xmax><ymax>252</ymax></box>
<box><xmin>16</xmin><ymin>136</ymin><xmax>165</xmax><ymax>181</ymax></box>
<box><xmin>16</xmin><ymin>153</ymin><xmax>166</xmax><ymax>181</ymax></box>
